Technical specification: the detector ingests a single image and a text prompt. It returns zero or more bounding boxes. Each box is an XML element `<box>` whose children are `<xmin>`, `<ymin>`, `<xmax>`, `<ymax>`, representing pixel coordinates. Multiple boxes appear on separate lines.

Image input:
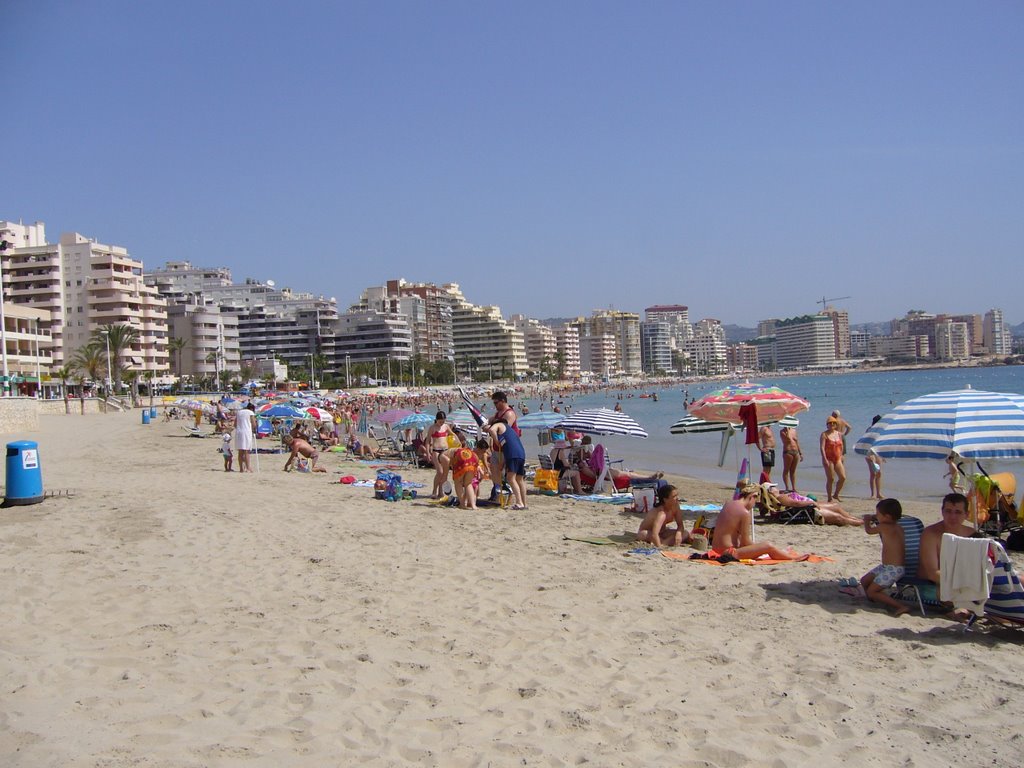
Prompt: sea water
<box><xmin>521</xmin><ymin>366</ymin><xmax>1024</xmax><ymax>503</ymax></box>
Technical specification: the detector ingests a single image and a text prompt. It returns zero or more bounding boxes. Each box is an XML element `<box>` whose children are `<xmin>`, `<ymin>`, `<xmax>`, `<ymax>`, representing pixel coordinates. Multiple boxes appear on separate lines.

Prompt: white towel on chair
<box><xmin>939</xmin><ymin>533</ymin><xmax>993</xmax><ymax>616</ymax></box>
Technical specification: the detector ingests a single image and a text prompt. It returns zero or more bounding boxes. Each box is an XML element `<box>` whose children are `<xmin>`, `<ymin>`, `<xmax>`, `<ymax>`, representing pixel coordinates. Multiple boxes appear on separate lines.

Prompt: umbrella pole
<box><xmin>717</xmin><ymin>427</ymin><xmax>733</xmax><ymax>467</ymax></box>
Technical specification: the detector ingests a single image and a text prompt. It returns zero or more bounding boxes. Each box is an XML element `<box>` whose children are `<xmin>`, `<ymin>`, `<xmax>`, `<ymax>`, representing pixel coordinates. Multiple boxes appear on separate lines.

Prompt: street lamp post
<box><xmin>345</xmin><ymin>354</ymin><xmax>351</xmax><ymax>389</ymax></box>
<box><xmin>101</xmin><ymin>328</ymin><xmax>112</xmax><ymax>396</ymax></box>
<box><xmin>309</xmin><ymin>352</ymin><xmax>315</xmax><ymax>390</ymax></box>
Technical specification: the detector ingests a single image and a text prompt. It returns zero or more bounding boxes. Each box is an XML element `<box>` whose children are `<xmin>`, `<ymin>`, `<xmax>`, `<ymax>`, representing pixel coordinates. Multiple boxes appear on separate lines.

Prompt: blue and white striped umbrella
<box><xmin>557</xmin><ymin>407</ymin><xmax>648</xmax><ymax>439</ymax></box>
<box><xmin>854</xmin><ymin>388</ymin><xmax>1024</xmax><ymax>461</ymax></box>
<box><xmin>393</xmin><ymin>412</ymin><xmax>439</xmax><ymax>431</ymax></box>
<box><xmin>517</xmin><ymin>411</ymin><xmax>567</xmax><ymax>430</ymax></box>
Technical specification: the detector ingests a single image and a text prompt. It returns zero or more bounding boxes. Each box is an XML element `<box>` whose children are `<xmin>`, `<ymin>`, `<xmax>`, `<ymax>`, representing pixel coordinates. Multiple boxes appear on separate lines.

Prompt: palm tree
<box><xmin>54</xmin><ymin>365</ymin><xmax>74</xmax><ymax>414</ymax></box>
<box><xmin>167</xmin><ymin>337</ymin><xmax>188</xmax><ymax>377</ymax></box>
<box><xmin>143</xmin><ymin>370</ymin><xmax>156</xmax><ymax>409</ymax></box>
<box><xmin>91</xmin><ymin>324</ymin><xmax>140</xmax><ymax>391</ymax></box>
<box><xmin>71</xmin><ymin>342</ymin><xmax>108</xmax><ymax>411</ymax></box>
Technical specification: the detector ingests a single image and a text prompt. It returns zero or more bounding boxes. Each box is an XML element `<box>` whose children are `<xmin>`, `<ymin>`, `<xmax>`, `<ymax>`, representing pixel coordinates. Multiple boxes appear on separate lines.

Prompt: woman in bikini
<box><xmin>429</xmin><ymin>412</ymin><xmax>452</xmax><ymax>498</ymax></box>
<box><xmin>819</xmin><ymin>416</ymin><xmax>846</xmax><ymax>502</ymax></box>
<box><xmin>779</xmin><ymin>425</ymin><xmax>802</xmax><ymax>492</ymax></box>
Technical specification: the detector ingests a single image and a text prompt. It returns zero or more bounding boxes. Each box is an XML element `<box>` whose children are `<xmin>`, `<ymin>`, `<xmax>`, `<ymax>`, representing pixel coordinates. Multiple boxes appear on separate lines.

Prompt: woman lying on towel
<box><xmin>763</xmin><ymin>484</ymin><xmax>863</xmax><ymax>527</ymax></box>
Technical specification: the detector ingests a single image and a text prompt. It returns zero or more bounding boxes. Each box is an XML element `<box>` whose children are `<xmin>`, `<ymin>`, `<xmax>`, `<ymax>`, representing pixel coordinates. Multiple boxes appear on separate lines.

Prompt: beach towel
<box><xmin>939</xmin><ymin>533</ymin><xmax>993</xmax><ymax>616</ymax></box>
<box><xmin>661</xmin><ymin>551</ymin><xmax>833</xmax><ymax>566</ymax></box>
<box><xmin>559</xmin><ymin>494</ymin><xmax>634</xmax><ymax>505</ymax></box>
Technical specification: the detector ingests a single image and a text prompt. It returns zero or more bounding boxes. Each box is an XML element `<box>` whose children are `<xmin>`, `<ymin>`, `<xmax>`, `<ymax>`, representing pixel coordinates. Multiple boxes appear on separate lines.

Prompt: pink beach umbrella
<box><xmin>688</xmin><ymin>381</ymin><xmax>810</xmax><ymax>424</ymax></box>
<box><xmin>376</xmin><ymin>408</ymin><xmax>414</xmax><ymax>425</ymax></box>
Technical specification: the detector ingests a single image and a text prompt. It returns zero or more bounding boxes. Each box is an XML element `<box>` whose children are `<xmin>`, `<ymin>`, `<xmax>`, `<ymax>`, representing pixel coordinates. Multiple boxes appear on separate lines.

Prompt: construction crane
<box><xmin>817</xmin><ymin>295</ymin><xmax>851</xmax><ymax>311</ymax></box>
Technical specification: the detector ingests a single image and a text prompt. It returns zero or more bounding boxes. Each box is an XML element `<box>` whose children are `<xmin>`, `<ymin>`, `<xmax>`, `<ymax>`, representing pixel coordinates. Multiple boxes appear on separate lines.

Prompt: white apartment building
<box><xmin>821</xmin><ymin>306</ymin><xmax>851</xmax><ymax>359</ymax></box>
<box><xmin>644</xmin><ymin>304</ymin><xmax>693</xmax><ymax>348</ymax></box>
<box><xmin>451</xmin><ymin>301</ymin><xmax>527</xmax><ymax>381</ymax></box>
<box><xmin>685</xmin><ymin>319</ymin><xmax>728</xmax><ymax>375</ymax></box>
<box><xmin>774</xmin><ymin>314</ymin><xmax>836</xmax><ymax>370</ymax></box>
<box><xmin>2</xmin><ymin>221</ymin><xmax>168</xmax><ymax>374</ymax></box>
<box><xmin>640</xmin><ymin>321</ymin><xmax>673</xmax><ymax>374</ymax></box>
<box><xmin>579</xmin><ymin>333</ymin><xmax>618</xmax><ymax>377</ymax></box>
<box><xmin>0</xmin><ymin>303</ymin><xmax>53</xmax><ymax>396</ymax></box>
<box><xmin>333</xmin><ymin>310</ymin><xmax>414</xmax><ymax>364</ymax></box>
<box><xmin>166</xmin><ymin>302</ymin><xmax>241</xmax><ymax>379</ymax></box>
<box><xmin>60</xmin><ymin>232</ymin><xmax>169</xmax><ymax>373</ymax></box>
<box><xmin>983</xmin><ymin>309</ymin><xmax>1011</xmax><ymax>355</ymax></box>
<box><xmin>934</xmin><ymin>320</ymin><xmax>970</xmax><ymax>362</ymax></box>
<box><xmin>510</xmin><ymin>315</ymin><xmax>558</xmax><ymax>374</ymax></box>
<box><xmin>867</xmin><ymin>335</ymin><xmax>930</xmax><ymax>361</ymax></box>
<box><xmin>552</xmin><ymin>323</ymin><xmax>581</xmax><ymax>378</ymax></box>
<box><xmin>589</xmin><ymin>310</ymin><xmax>642</xmax><ymax>374</ymax></box>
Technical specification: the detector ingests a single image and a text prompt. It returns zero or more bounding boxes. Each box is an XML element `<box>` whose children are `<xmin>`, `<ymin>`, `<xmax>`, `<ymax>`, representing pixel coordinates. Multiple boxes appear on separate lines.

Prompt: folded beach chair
<box><xmin>537</xmin><ymin>453</ymin><xmax>554</xmax><ymax>471</ymax></box>
<box><xmin>891</xmin><ymin>516</ymin><xmax>945</xmax><ymax>617</ymax></box>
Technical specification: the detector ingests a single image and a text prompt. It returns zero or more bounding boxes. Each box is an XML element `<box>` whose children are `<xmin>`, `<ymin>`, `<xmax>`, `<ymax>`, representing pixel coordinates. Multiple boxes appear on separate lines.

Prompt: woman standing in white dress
<box><xmin>233</xmin><ymin>404</ymin><xmax>256</xmax><ymax>473</ymax></box>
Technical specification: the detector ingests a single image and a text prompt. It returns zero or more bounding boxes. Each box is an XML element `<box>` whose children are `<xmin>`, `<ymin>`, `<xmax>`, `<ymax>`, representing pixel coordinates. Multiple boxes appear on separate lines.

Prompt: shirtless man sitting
<box><xmin>283</xmin><ymin>434</ymin><xmax>327</xmax><ymax>472</ymax></box>
<box><xmin>711</xmin><ymin>484</ymin><xmax>809</xmax><ymax>561</ymax></box>
<box><xmin>918</xmin><ymin>492</ymin><xmax>975</xmax><ymax>585</ymax></box>
<box><xmin>637</xmin><ymin>484</ymin><xmax>693</xmax><ymax>548</ymax></box>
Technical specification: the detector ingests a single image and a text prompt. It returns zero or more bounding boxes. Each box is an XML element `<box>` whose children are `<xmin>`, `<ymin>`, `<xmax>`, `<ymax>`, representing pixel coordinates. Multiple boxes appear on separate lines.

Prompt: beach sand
<box><xmin>2</xmin><ymin>412</ymin><xmax>1021</xmax><ymax>767</ymax></box>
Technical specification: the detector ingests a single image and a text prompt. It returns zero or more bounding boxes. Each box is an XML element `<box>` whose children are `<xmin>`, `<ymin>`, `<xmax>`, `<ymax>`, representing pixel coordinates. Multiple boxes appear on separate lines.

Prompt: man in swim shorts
<box><xmin>711</xmin><ymin>484</ymin><xmax>809</xmax><ymax>561</ymax></box>
<box><xmin>283</xmin><ymin>434</ymin><xmax>327</xmax><ymax>473</ymax></box>
<box><xmin>758</xmin><ymin>424</ymin><xmax>776</xmax><ymax>482</ymax></box>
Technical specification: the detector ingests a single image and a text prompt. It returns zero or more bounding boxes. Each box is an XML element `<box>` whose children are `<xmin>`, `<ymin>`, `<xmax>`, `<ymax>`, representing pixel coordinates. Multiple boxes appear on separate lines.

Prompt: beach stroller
<box><xmin>971</xmin><ymin>471</ymin><xmax>1019</xmax><ymax>537</ymax></box>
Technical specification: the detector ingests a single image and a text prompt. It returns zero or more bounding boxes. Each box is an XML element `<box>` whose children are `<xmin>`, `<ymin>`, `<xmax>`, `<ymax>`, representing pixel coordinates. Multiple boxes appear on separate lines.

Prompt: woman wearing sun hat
<box><xmin>820</xmin><ymin>416</ymin><xmax>846</xmax><ymax>502</ymax></box>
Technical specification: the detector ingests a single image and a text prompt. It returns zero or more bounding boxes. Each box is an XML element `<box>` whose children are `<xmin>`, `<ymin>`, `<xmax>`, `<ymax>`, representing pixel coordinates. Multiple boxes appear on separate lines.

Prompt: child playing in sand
<box><xmin>848</xmin><ymin>498</ymin><xmax>908</xmax><ymax>616</ymax></box>
<box><xmin>866</xmin><ymin>448</ymin><xmax>884</xmax><ymax>500</ymax></box>
<box><xmin>221</xmin><ymin>433</ymin><xmax>233</xmax><ymax>472</ymax></box>
<box><xmin>636</xmin><ymin>484</ymin><xmax>692</xmax><ymax>548</ymax></box>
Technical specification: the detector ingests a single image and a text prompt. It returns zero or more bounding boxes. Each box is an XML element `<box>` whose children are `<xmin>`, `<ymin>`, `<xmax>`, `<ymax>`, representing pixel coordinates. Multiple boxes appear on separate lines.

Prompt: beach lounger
<box><xmin>182</xmin><ymin>426</ymin><xmax>207</xmax><ymax>438</ymax></box>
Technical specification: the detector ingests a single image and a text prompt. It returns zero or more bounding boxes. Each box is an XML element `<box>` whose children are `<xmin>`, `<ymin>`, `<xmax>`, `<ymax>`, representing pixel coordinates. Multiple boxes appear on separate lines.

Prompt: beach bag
<box><xmin>631</xmin><ymin>487</ymin><xmax>656</xmax><ymax>514</ymax></box>
<box><xmin>533</xmin><ymin>468</ymin><xmax>559</xmax><ymax>492</ymax></box>
<box><xmin>375</xmin><ymin>469</ymin><xmax>403</xmax><ymax>501</ymax></box>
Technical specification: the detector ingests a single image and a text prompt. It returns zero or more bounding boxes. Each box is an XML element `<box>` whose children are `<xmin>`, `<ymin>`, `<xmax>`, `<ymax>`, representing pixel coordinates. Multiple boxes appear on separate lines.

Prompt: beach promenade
<box><xmin>1</xmin><ymin>412</ymin><xmax>1020</xmax><ymax>767</ymax></box>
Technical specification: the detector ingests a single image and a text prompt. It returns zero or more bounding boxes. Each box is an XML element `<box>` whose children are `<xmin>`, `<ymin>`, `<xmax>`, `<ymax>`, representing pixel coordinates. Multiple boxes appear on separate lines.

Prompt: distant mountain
<box><xmin>723</xmin><ymin>325</ymin><xmax>757</xmax><ymax>343</ymax></box>
<box><xmin>851</xmin><ymin>321</ymin><xmax>891</xmax><ymax>336</ymax></box>
<box><xmin>1012</xmin><ymin>322</ymin><xmax>1024</xmax><ymax>338</ymax></box>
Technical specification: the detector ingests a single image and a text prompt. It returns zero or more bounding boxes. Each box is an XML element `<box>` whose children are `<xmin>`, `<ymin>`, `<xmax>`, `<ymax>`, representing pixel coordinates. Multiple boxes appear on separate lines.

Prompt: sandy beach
<box><xmin>2</xmin><ymin>411</ymin><xmax>1022</xmax><ymax>767</ymax></box>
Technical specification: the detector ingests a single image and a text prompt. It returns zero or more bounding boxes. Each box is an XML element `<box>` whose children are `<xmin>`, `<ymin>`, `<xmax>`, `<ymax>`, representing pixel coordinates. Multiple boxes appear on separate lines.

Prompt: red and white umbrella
<box><xmin>689</xmin><ymin>381</ymin><xmax>810</xmax><ymax>424</ymax></box>
<box><xmin>305</xmin><ymin>406</ymin><xmax>333</xmax><ymax>421</ymax></box>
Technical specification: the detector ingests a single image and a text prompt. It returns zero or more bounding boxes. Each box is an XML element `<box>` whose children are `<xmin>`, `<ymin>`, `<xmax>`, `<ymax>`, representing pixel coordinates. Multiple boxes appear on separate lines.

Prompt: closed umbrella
<box><xmin>557</xmin><ymin>408</ymin><xmax>648</xmax><ymax>438</ymax></box>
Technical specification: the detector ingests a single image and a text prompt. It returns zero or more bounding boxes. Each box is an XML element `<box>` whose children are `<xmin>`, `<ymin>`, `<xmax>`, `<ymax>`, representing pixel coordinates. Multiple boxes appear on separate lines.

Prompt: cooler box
<box><xmin>4</xmin><ymin>440</ymin><xmax>43</xmax><ymax>506</ymax></box>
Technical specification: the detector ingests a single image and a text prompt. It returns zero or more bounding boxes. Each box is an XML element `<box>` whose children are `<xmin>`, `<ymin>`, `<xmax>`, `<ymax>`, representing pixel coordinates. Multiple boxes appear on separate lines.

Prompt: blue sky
<box><xmin>4</xmin><ymin>1</ymin><xmax>1021</xmax><ymax>326</ymax></box>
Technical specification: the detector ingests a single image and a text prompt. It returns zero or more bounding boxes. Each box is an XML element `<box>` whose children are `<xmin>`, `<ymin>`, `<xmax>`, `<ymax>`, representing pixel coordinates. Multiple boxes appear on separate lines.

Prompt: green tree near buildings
<box><xmin>168</xmin><ymin>337</ymin><xmax>188</xmax><ymax>377</ymax></box>
<box><xmin>90</xmin><ymin>324</ymin><xmax>140</xmax><ymax>391</ymax></box>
